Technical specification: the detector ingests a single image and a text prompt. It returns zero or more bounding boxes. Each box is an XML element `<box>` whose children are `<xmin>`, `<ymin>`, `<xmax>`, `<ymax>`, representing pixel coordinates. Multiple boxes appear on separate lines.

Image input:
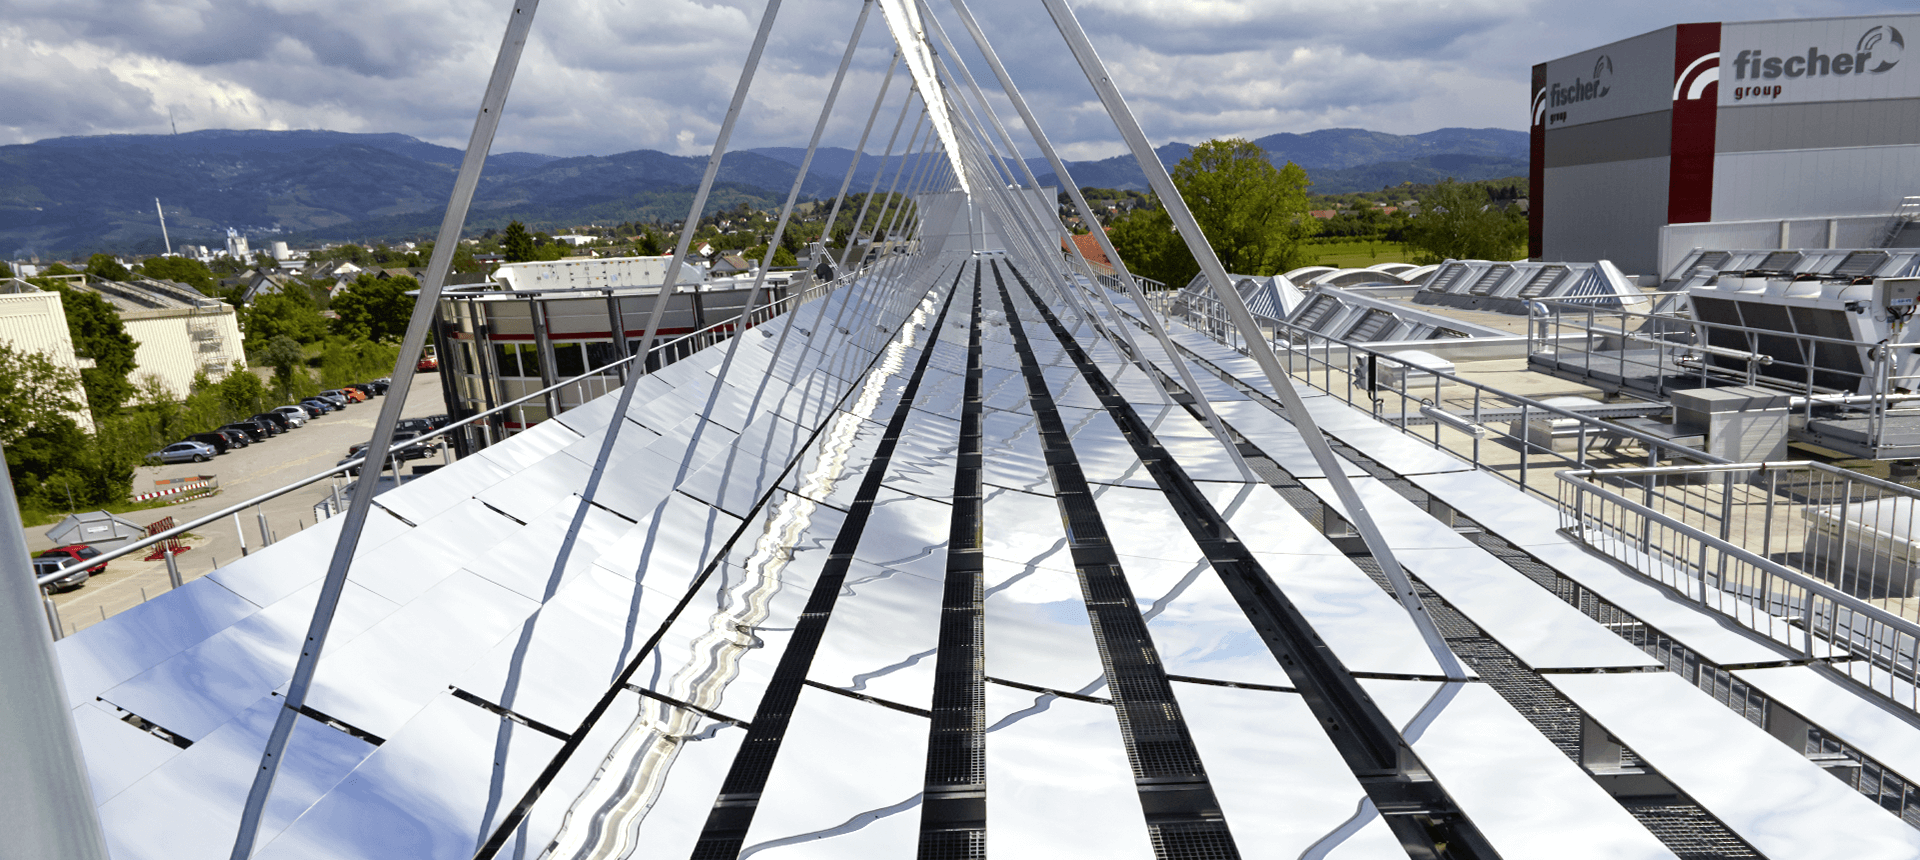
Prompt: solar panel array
<box><xmin>50</xmin><ymin>229</ymin><xmax>1920</xmax><ymax>858</ymax></box>
<box><xmin>1667</xmin><ymin>248</ymin><xmax>1920</xmax><ymax>286</ymax></box>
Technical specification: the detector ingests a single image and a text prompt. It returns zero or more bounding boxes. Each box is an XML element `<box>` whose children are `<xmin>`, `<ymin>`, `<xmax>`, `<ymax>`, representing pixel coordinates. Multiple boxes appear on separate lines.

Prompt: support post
<box><xmin>0</xmin><ymin>444</ymin><xmax>111</xmax><ymax>859</ymax></box>
<box><xmin>228</xmin><ymin>1</ymin><xmax>545</xmax><ymax>856</ymax></box>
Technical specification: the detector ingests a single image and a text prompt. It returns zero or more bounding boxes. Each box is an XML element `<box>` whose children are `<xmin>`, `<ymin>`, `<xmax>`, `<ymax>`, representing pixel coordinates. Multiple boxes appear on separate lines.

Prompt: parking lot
<box><xmin>27</xmin><ymin>379</ymin><xmax>451</xmax><ymax>634</ymax></box>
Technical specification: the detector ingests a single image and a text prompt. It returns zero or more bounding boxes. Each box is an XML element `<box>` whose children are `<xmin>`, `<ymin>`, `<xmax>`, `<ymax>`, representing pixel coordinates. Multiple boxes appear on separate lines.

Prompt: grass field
<box><xmin>1298</xmin><ymin>240</ymin><xmax>1422</xmax><ymax>269</ymax></box>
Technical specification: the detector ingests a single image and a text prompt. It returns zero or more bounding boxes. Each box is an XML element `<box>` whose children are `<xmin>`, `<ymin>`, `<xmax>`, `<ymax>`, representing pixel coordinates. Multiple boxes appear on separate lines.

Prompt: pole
<box><xmin>1038</xmin><ymin>0</ymin><xmax>1464</xmax><ymax>681</ymax></box>
<box><xmin>0</xmin><ymin>444</ymin><xmax>111</xmax><ymax>860</ymax></box>
<box><xmin>233</xmin><ymin>512</ymin><xmax>248</xmax><ymax>557</ymax></box>
<box><xmin>165</xmin><ymin>546</ymin><xmax>182</xmax><ymax>589</ymax></box>
<box><xmin>229</xmin><ymin>1</ymin><xmax>545</xmax><ymax>856</ymax></box>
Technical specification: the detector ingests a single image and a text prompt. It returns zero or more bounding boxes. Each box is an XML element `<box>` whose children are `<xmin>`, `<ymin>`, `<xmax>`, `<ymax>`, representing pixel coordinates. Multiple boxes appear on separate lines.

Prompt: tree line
<box><xmin>1097</xmin><ymin>138</ymin><xmax>1527</xmax><ymax>287</ymax></box>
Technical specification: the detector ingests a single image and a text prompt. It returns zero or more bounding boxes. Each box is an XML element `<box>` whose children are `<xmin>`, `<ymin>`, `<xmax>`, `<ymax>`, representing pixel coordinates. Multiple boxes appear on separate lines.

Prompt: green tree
<box><xmin>1403</xmin><ymin>179</ymin><xmax>1528</xmax><ymax>263</ymax></box>
<box><xmin>136</xmin><ymin>256</ymin><xmax>218</xmax><ymax>292</ymax></box>
<box><xmin>245</xmin><ymin>287</ymin><xmax>328</xmax><ymax>352</ymax></box>
<box><xmin>319</xmin><ymin>339</ymin><xmax>399</xmax><ymax>388</ymax></box>
<box><xmin>216</xmin><ymin>367</ymin><xmax>267</xmax><ymax>418</ymax></box>
<box><xmin>502</xmin><ymin>220</ymin><xmax>535</xmax><ymax>263</ymax></box>
<box><xmin>257</xmin><ymin>335</ymin><xmax>308</xmax><ymax>401</ymax></box>
<box><xmin>1108</xmin><ymin>138</ymin><xmax>1312</xmax><ymax>289</ymax></box>
<box><xmin>0</xmin><ymin>342</ymin><xmax>85</xmax><ymax>445</ymax></box>
<box><xmin>634</xmin><ymin>229</ymin><xmax>663</xmax><ymax>256</ymax></box>
<box><xmin>744</xmin><ymin>244</ymin><xmax>798</xmax><ymax>268</ymax></box>
<box><xmin>0</xmin><ymin>260</ymin><xmax>13</xmax><ymax>279</ymax></box>
<box><xmin>34</xmin><ymin>281</ymin><xmax>140</xmax><ymax>420</ymax></box>
<box><xmin>331</xmin><ymin>274</ymin><xmax>415</xmax><ymax>341</ymax></box>
<box><xmin>85</xmin><ymin>253</ymin><xmax>132</xmax><ymax>281</ymax></box>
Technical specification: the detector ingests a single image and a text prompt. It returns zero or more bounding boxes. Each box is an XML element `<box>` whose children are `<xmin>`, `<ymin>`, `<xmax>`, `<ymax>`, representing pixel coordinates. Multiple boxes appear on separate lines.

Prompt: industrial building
<box><xmin>1531</xmin><ymin>13</ymin><xmax>1920</xmax><ymax>276</ymax></box>
<box><xmin>0</xmin><ymin>279</ymin><xmax>94</xmax><ymax>429</ymax></box>
<box><xmin>73</xmin><ymin>276</ymin><xmax>246</xmax><ymax>397</ymax></box>
<box><xmin>431</xmin><ymin>257</ymin><xmax>808</xmax><ymax>443</ymax></box>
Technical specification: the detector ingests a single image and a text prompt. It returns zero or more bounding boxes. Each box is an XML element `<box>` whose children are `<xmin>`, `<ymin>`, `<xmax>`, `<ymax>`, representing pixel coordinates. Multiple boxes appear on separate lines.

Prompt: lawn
<box><xmin>1299</xmin><ymin>239</ymin><xmax>1422</xmax><ymax>269</ymax></box>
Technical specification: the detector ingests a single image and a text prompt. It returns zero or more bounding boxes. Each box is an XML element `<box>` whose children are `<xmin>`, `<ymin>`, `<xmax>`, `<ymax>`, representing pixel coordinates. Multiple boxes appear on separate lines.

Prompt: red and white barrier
<box><xmin>132</xmin><ymin>477</ymin><xmax>219</xmax><ymax>502</ymax></box>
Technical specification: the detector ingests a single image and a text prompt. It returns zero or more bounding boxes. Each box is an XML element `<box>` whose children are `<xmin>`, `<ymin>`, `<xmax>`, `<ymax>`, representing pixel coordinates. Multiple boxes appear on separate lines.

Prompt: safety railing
<box><xmin>1524</xmin><ymin>294</ymin><xmax>1920</xmax><ymax>454</ymax></box>
<box><xmin>451</xmin><ymin>276</ymin><xmax>837</xmax><ymax>441</ymax></box>
<box><xmin>1092</xmin><ymin>278</ymin><xmax>1730</xmax><ymax>499</ymax></box>
<box><xmin>32</xmin><ymin>270</ymin><xmax>859</xmax><ymax>631</ymax></box>
<box><xmin>1559</xmin><ymin>461</ymin><xmax>1920</xmax><ymax>716</ymax></box>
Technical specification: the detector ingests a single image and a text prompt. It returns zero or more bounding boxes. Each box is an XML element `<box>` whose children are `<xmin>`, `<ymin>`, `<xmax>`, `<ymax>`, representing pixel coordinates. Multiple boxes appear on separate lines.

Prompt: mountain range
<box><xmin>0</xmin><ymin>127</ymin><xmax>1526</xmax><ymax>258</ymax></box>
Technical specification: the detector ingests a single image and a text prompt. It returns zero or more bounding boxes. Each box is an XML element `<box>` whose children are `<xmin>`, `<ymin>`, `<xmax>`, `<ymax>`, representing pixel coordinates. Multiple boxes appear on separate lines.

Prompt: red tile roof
<box><xmin>1064</xmin><ymin>232</ymin><xmax>1113</xmax><ymax>271</ymax></box>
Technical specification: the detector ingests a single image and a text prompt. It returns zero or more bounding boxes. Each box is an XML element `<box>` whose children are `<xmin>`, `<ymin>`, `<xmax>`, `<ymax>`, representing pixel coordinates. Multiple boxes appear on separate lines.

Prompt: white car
<box><xmin>273</xmin><ymin>405</ymin><xmax>312</xmax><ymax>425</ymax></box>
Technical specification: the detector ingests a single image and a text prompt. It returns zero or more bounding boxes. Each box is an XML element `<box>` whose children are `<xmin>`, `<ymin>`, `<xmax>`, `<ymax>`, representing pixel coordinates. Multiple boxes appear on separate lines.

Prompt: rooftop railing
<box><xmin>1559</xmin><ymin>460</ymin><xmax>1920</xmax><ymax>716</ymax></box>
<box><xmin>1121</xmin><ymin>281</ymin><xmax>1728</xmax><ymax>499</ymax></box>
<box><xmin>1525</xmin><ymin>293</ymin><xmax>1920</xmax><ymax>455</ymax></box>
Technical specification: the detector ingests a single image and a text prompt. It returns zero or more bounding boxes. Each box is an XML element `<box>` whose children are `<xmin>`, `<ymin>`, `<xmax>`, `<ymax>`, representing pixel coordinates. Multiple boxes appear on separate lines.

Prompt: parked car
<box><xmin>301</xmin><ymin>398</ymin><xmax>337</xmax><ymax>414</ymax></box>
<box><xmin>32</xmin><ymin>556</ymin><xmax>88</xmax><ymax>592</ymax></box>
<box><xmin>364</xmin><ymin>380</ymin><xmax>390</xmax><ymax>396</ymax></box>
<box><xmin>39</xmin><ymin>544</ymin><xmax>108</xmax><ymax>575</ymax></box>
<box><xmin>327</xmin><ymin>387</ymin><xmax>367</xmax><ymax>403</ymax></box>
<box><xmin>317</xmin><ymin>390</ymin><xmax>355</xmax><ymax>406</ymax></box>
<box><xmin>252</xmin><ymin>412</ymin><xmax>292</xmax><ymax>432</ymax></box>
<box><xmin>349</xmin><ymin>383</ymin><xmax>378</xmax><ymax>398</ymax></box>
<box><xmin>396</xmin><ymin>417</ymin><xmax>435</xmax><ymax>435</ymax></box>
<box><xmin>219</xmin><ymin>421</ymin><xmax>269</xmax><ymax>443</ymax></box>
<box><xmin>150</xmin><ymin>440</ymin><xmax>215</xmax><ymax>463</ymax></box>
<box><xmin>417</xmin><ymin>353</ymin><xmax>439</xmax><ymax>372</ymax></box>
<box><xmin>424</xmin><ymin>414</ymin><xmax>452</xmax><ymax>430</ymax></box>
<box><xmin>270</xmin><ymin>405</ymin><xmax>310</xmax><ymax>426</ymax></box>
<box><xmin>186</xmin><ymin>431</ymin><xmax>236</xmax><ymax>454</ymax></box>
<box><xmin>349</xmin><ymin>430</ymin><xmax>434</xmax><ymax>462</ymax></box>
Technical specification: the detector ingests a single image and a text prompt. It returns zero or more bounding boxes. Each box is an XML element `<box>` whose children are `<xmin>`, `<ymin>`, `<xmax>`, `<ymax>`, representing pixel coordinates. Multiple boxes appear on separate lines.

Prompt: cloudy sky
<box><xmin>0</xmin><ymin>0</ymin><xmax>1901</xmax><ymax>161</ymax></box>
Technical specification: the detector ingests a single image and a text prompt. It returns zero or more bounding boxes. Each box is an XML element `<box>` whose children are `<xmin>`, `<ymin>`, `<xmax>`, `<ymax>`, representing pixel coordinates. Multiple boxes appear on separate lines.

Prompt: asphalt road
<box><xmin>28</xmin><ymin>378</ymin><xmax>451</xmax><ymax>636</ymax></box>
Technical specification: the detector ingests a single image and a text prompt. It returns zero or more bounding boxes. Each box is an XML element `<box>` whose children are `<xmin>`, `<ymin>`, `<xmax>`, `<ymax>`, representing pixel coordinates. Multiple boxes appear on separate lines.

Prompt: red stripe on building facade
<box><xmin>1529</xmin><ymin>63</ymin><xmax>1547</xmax><ymax>259</ymax></box>
<box><xmin>1668</xmin><ymin>22</ymin><xmax>1721</xmax><ymax>225</ymax></box>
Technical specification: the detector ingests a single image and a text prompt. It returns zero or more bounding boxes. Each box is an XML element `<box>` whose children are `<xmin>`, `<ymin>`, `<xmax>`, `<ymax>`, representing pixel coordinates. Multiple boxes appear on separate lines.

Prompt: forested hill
<box><xmin>1020</xmin><ymin>127</ymin><xmax>1527</xmax><ymax>193</ymax></box>
<box><xmin>2</xmin><ymin>126</ymin><xmax>1524</xmax><ymax>258</ymax></box>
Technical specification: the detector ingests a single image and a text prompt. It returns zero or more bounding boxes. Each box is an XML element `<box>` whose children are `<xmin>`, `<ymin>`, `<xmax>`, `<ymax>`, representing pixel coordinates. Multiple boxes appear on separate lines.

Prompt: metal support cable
<box><xmin>945</xmin><ymin>0</ymin><xmax>1255</xmax><ymax>469</ymax></box>
<box><xmin>819</xmin><ymin>51</ymin><xmax>900</xmax><ymax>249</ymax></box>
<box><xmin>690</xmin><ymin>0</ymin><xmax>876</xmax><ymax>437</ymax></box>
<box><xmin>838</xmin><ymin>91</ymin><xmax>922</xmax><ymax>271</ymax></box>
<box><xmin>0</xmin><ymin>447</ymin><xmax>108</xmax><ymax>859</ymax></box>
<box><xmin>1035</xmin><ymin>0</ymin><xmax>1466</xmax><ymax>681</ymax></box>
<box><xmin>229</xmin><ymin>3</ymin><xmax>544</xmax><ymax>857</ymax></box>
<box><xmin>629</xmin><ymin>0</ymin><xmax>790</xmax><ymax>376</ymax></box>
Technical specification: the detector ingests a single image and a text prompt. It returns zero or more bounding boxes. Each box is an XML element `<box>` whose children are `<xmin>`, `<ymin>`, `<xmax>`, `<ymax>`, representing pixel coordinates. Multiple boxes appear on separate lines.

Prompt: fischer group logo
<box><xmin>1543</xmin><ymin>55</ymin><xmax>1613</xmax><ymax>124</ymax></box>
<box><xmin>1728</xmin><ymin>25</ymin><xmax>1903</xmax><ymax>100</ymax></box>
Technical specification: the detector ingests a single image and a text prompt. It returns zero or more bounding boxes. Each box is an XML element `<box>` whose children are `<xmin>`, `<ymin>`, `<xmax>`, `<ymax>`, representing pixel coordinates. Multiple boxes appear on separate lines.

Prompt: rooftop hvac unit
<box><xmin>1291</xmin><ymin>295</ymin><xmax>1340</xmax><ymax>331</ymax></box>
<box><xmin>1424</xmin><ymin>264</ymin><xmax>1467</xmax><ymax>293</ymax></box>
<box><xmin>1758</xmin><ymin>250</ymin><xmax>1802</xmax><ymax>272</ymax></box>
<box><xmin>1343</xmin><ymin>308</ymin><xmax>1397</xmax><ymax>342</ymax></box>
<box><xmin>1695</xmin><ymin>251</ymin><xmax>1733</xmax><ymax>270</ymax></box>
<box><xmin>1467</xmin><ymin>265</ymin><xmax>1512</xmax><ymax>296</ymax></box>
<box><xmin>1517</xmin><ymin>266</ymin><xmax>1569</xmax><ymax>299</ymax></box>
<box><xmin>1834</xmin><ymin>250</ymin><xmax>1890</xmax><ymax>278</ymax></box>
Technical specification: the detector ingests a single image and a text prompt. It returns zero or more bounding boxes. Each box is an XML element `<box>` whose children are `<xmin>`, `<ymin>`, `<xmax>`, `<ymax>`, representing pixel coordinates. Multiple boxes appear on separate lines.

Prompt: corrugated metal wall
<box><xmin>0</xmin><ymin>290</ymin><xmax>94</xmax><ymax>429</ymax></box>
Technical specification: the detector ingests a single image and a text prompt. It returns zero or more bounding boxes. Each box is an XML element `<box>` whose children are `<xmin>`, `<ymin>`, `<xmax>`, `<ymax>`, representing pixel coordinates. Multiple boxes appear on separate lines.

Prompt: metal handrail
<box><xmin>1560</xmin><ymin>462</ymin><xmax>1920</xmax><ymax>641</ymax></box>
<box><xmin>1097</xmin><ymin>280</ymin><xmax>1734</xmax><ymax>471</ymax></box>
<box><xmin>1558</xmin><ymin>461</ymin><xmax>1920</xmax><ymax>716</ymax></box>
<box><xmin>33</xmin><ymin>272</ymin><xmax>852</xmax><ymax>589</ymax></box>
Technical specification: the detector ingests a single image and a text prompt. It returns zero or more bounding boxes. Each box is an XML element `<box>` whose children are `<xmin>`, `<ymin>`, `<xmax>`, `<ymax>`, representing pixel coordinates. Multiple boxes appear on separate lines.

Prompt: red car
<box><xmin>39</xmin><ymin>544</ymin><xmax>108</xmax><ymax>575</ymax></box>
<box><xmin>416</xmin><ymin>353</ymin><xmax>439</xmax><ymax>372</ymax></box>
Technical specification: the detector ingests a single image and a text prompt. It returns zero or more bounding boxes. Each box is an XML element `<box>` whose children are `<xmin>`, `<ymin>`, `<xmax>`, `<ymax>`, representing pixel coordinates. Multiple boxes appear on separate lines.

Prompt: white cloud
<box><xmin>0</xmin><ymin>0</ymin><xmax>1903</xmax><ymax>159</ymax></box>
